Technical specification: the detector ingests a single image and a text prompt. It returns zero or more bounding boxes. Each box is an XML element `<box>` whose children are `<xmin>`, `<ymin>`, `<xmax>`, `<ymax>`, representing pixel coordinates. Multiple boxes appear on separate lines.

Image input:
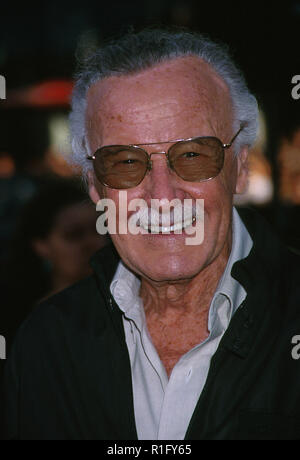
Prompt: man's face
<box><xmin>86</xmin><ymin>56</ymin><xmax>248</xmax><ymax>282</ymax></box>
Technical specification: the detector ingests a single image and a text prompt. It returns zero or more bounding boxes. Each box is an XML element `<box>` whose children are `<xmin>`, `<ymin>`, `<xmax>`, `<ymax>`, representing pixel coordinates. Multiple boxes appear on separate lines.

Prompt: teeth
<box><xmin>140</xmin><ymin>217</ymin><xmax>196</xmax><ymax>233</ymax></box>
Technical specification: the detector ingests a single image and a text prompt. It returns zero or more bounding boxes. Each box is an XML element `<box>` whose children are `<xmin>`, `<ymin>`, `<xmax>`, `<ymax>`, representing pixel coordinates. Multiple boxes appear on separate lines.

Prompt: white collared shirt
<box><xmin>110</xmin><ymin>207</ymin><xmax>253</xmax><ymax>440</ymax></box>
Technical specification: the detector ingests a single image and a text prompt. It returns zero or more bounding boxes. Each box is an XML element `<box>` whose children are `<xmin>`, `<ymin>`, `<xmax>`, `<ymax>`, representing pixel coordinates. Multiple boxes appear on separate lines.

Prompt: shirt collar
<box><xmin>209</xmin><ymin>207</ymin><xmax>253</xmax><ymax>324</ymax></box>
<box><xmin>110</xmin><ymin>262</ymin><xmax>141</xmax><ymax>315</ymax></box>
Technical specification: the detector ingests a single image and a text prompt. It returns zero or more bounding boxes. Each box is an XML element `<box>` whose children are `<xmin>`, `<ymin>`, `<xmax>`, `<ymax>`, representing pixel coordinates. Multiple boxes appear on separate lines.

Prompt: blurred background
<box><xmin>0</xmin><ymin>1</ymin><xmax>299</xmax><ymax>353</ymax></box>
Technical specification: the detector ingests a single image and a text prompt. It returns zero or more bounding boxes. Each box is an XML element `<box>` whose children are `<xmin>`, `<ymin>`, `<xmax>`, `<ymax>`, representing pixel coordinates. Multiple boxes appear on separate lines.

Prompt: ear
<box><xmin>235</xmin><ymin>146</ymin><xmax>249</xmax><ymax>194</ymax></box>
<box><xmin>87</xmin><ymin>170</ymin><xmax>102</xmax><ymax>204</ymax></box>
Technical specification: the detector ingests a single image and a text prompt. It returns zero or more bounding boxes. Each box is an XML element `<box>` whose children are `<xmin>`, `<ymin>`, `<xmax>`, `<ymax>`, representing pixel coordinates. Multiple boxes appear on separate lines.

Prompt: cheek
<box><xmin>98</xmin><ymin>188</ymin><xmax>143</xmax><ymax>257</ymax></box>
<box><xmin>50</xmin><ymin>237</ymin><xmax>81</xmax><ymax>263</ymax></box>
<box><xmin>203</xmin><ymin>180</ymin><xmax>234</xmax><ymax>225</ymax></box>
<box><xmin>187</xmin><ymin>179</ymin><xmax>234</xmax><ymax>250</ymax></box>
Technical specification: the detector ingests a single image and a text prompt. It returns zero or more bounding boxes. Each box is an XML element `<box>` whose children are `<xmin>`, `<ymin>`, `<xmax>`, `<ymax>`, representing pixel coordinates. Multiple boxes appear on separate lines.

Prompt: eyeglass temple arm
<box><xmin>223</xmin><ymin>122</ymin><xmax>247</xmax><ymax>149</ymax></box>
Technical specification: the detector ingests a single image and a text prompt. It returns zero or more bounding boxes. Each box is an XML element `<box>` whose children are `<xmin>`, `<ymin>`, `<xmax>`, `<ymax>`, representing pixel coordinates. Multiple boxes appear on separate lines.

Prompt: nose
<box><xmin>144</xmin><ymin>151</ymin><xmax>185</xmax><ymax>202</ymax></box>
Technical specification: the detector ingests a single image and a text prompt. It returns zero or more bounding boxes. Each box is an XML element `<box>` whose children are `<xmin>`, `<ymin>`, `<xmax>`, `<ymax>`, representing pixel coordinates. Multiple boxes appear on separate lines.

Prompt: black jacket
<box><xmin>1</xmin><ymin>208</ymin><xmax>300</xmax><ymax>440</ymax></box>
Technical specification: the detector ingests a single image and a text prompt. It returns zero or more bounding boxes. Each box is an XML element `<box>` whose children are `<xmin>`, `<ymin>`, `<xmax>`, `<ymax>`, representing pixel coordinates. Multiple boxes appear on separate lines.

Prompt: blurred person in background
<box><xmin>0</xmin><ymin>178</ymin><xmax>109</xmax><ymax>360</ymax></box>
<box><xmin>276</xmin><ymin>122</ymin><xmax>300</xmax><ymax>253</ymax></box>
<box><xmin>0</xmin><ymin>108</ymin><xmax>56</xmax><ymax>261</ymax></box>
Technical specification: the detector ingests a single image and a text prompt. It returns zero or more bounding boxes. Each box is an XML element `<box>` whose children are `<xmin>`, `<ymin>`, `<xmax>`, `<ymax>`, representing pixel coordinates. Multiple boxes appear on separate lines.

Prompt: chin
<box><xmin>135</xmin><ymin>252</ymin><xmax>207</xmax><ymax>283</ymax></box>
<box><xmin>112</xmin><ymin>234</ymin><xmax>211</xmax><ymax>281</ymax></box>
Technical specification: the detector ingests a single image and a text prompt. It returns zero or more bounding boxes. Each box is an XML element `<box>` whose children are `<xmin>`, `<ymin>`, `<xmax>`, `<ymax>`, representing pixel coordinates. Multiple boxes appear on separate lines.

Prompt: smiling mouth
<box><xmin>139</xmin><ymin>216</ymin><xmax>197</xmax><ymax>234</ymax></box>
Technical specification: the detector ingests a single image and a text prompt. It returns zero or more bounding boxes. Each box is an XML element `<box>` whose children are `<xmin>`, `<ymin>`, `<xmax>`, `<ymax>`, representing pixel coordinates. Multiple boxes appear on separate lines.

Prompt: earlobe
<box><xmin>235</xmin><ymin>147</ymin><xmax>249</xmax><ymax>194</ymax></box>
<box><xmin>88</xmin><ymin>170</ymin><xmax>102</xmax><ymax>204</ymax></box>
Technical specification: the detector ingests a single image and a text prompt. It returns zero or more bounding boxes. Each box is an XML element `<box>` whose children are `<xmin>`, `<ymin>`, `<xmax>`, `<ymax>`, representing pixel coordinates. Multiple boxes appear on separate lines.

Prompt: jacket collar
<box><xmin>221</xmin><ymin>207</ymin><xmax>285</xmax><ymax>358</ymax></box>
<box><xmin>90</xmin><ymin>243</ymin><xmax>120</xmax><ymax>291</ymax></box>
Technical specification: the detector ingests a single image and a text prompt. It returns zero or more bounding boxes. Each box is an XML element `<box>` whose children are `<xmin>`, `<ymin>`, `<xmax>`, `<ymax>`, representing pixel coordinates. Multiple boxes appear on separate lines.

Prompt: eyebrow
<box><xmin>129</xmin><ymin>136</ymin><xmax>196</xmax><ymax>146</ymax></box>
<box><xmin>88</xmin><ymin>123</ymin><xmax>246</xmax><ymax>159</ymax></box>
<box><xmin>129</xmin><ymin>123</ymin><xmax>247</xmax><ymax>147</ymax></box>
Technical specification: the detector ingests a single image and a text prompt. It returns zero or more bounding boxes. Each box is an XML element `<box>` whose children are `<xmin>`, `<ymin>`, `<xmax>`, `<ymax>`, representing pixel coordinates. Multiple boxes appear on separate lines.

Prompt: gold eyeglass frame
<box><xmin>86</xmin><ymin>123</ymin><xmax>246</xmax><ymax>188</ymax></box>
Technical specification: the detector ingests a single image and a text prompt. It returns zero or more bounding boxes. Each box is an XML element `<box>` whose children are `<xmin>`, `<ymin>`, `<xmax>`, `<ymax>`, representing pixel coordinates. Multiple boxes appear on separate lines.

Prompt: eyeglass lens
<box><xmin>93</xmin><ymin>137</ymin><xmax>225</xmax><ymax>189</ymax></box>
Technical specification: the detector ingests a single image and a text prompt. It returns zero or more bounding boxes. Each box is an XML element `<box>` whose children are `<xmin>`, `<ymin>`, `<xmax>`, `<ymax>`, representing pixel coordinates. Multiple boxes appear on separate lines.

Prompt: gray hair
<box><xmin>69</xmin><ymin>28</ymin><xmax>258</xmax><ymax>175</ymax></box>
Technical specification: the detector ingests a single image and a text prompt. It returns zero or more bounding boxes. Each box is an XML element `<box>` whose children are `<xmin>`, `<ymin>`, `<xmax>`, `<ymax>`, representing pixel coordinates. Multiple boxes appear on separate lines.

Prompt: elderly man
<box><xmin>1</xmin><ymin>28</ymin><xmax>300</xmax><ymax>441</ymax></box>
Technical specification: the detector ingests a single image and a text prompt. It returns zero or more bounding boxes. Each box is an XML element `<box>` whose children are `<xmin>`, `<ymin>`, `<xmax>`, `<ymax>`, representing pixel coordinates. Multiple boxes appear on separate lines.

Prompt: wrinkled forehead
<box><xmin>86</xmin><ymin>56</ymin><xmax>233</xmax><ymax>143</ymax></box>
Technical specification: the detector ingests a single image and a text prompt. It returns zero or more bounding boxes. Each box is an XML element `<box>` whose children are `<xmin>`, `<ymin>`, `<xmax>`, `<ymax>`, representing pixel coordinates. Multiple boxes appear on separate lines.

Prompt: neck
<box><xmin>140</xmin><ymin>233</ymin><xmax>232</xmax><ymax>319</ymax></box>
<box><xmin>50</xmin><ymin>272</ymin><xmax>82</xmax><ymax>297</ymax></box>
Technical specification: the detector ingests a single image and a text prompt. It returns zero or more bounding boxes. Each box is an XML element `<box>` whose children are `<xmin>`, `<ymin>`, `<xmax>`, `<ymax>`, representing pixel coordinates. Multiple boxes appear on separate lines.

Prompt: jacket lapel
<box><xmin>89</xmin><ymin>244</ymin><xmax>138</xmax><ymax>439</ymax></box>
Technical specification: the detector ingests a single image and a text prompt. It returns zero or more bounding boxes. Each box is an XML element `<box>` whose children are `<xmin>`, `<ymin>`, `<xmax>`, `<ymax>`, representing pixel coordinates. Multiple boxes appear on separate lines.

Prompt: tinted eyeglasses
<box><xmin>87</xmin><ymin>124</ymin><xmax>245</xmax><ymax>189</ymax></box>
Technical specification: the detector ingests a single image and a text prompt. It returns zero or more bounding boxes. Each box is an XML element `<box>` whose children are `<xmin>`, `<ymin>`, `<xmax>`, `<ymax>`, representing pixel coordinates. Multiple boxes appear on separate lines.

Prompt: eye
<box><xmin>182</xmin><ymin>151</ymin><xmax>200</xmax><ymax>158</ymax></box>
<box><xmin>121</xmin><ymin>158</ymin><xmax>137</xmax><ymax>164</ymax></box>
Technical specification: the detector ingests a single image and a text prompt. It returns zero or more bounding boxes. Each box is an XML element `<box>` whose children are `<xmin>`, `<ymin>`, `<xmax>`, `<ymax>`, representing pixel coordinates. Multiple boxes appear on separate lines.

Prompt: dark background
<box><xmin>1</xmin><ymin>1</ymin><xmax>299</xmax><ymax>127</ymax></box>
<box><xmin>1</xmin><ymin>1</ymin><xmax>299</xmax><ymax>153</ymax></box>
<box><xmin>1</xmin><ymin>1</ymin><xmax>300</xmax><ymax>176</ymax></box>
<box><xmin>0</xmin><ymin>0</ymin><xmax>299</xmax><ymax>236</ymax></box>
